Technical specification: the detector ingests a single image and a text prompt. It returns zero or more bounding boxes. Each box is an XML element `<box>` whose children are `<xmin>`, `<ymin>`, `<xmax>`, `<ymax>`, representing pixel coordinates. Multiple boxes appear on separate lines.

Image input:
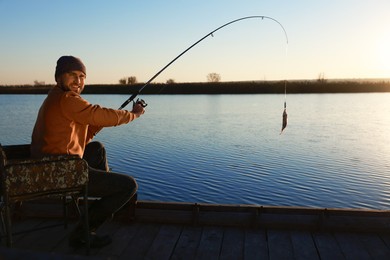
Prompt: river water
<box><xmin>1</xmin><ymin>93</ymin><xmax>389</xmax><ymax>209</ymax></box>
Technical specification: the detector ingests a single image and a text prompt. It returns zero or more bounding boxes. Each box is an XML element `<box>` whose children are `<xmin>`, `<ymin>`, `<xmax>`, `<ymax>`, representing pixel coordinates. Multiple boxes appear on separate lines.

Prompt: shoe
<box><xmin>69</xmin><ymin>231</ymin><xmax>112</xmax><ymax>249</ymax></box>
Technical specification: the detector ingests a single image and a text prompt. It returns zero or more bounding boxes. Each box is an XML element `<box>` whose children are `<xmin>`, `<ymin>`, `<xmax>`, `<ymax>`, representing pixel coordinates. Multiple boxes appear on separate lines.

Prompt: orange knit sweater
<box><xmin>31</xmin><ymin>86</ymin><xmax>138</xmax><ymax>158</ymax></box>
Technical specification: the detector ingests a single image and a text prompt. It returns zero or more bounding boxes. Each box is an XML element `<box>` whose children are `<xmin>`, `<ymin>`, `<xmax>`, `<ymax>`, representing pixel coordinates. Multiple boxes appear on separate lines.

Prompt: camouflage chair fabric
<box><xmin>0</xmin><ymin>144</ymin><xmax>90</xmax><ymax>252</ymax></box>
<box><xmin>3</xmin><ymin>154</ymin><xmax>88</xmax><ymax>201</ymax></box>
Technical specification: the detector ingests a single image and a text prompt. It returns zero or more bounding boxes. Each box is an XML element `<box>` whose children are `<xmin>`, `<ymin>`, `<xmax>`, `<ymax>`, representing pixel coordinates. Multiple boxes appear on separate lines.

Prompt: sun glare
<box><xmin>377</xmin><ymin>35</ymin><xmax>390</xmax><ymax>73</ymax></box>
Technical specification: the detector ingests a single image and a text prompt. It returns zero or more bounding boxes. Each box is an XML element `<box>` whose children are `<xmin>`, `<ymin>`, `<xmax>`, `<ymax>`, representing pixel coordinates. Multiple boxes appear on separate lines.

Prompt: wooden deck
<box><xmin>2</xmin><ymin>200</ymin><xmax>390</xmax><ymax>259</ymax></box>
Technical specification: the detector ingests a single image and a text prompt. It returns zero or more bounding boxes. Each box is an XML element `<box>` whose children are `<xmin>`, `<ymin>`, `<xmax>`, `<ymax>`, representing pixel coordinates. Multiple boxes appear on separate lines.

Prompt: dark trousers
<box><xmin>81</xmin><ymin>141</ymin><xmax>138</xmax><ymax>231</ymax></box>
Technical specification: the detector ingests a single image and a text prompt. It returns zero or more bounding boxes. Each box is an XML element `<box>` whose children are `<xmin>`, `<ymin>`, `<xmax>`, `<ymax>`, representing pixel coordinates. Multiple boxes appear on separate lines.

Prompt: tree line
<box><xmin>118</xmin><ymin>73</ymin><xmax>221</xmax><ymax>85</ymax></box>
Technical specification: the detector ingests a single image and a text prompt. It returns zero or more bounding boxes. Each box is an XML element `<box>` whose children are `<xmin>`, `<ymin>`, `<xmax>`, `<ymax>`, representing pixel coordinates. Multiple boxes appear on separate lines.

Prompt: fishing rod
<box><xmin>119</xmin><ymin>15</ymin><xmax>289</xmax><ymax>110</ymax></box>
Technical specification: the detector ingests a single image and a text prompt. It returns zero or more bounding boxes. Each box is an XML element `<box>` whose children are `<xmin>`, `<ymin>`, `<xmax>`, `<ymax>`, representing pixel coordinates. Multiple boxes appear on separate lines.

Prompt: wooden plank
<box><xmin>380</xmin><ymin>233</ymin><xmax>390</xmax><ymax>249</ymax></box>
<box><xmin>49</xmin><ymin>224</ymin><xmax>81</xmax><ymax>256</ymax></box>
<box><xmin>136</xmin><ymin>201</ymin><xmax>195</xmax><ymax>211</ymax></box>
<box><xmin>7</xmin><ymin>201</ymin><xmax>390</xmax><ymax>260</ymax></box>
<box><xmin>313</xmin><ymin>232</ymin><xmax>344</xmax><ymax>260</ymax></box>
<box><xmin>194</xmin><ymin>226</ymin><xmax>224</xmax><ymax>260</ymax></box>
<box><xmin>119</xmin><ymin>223</ymin><xmax>160</xmax><ymax>259</ymax></box>
<box><xmin>355</xmin><ymin>233</ymin><xmax>390</xmax><ymax>259</ymax></box>
<box><xmin>2</xmin><ymin>218</ymin><xmax>43</xmax><ymax>247</ymax></box>
<box><xmin>72</xmin><ymin>220</ymin><xmax>122</xmax><ymax>256</ymax></box>
<box><xmin>93</xmin><ymin>221</ymin><xmax>138</xmax><ymax>257</ymax></box>
<box><xmin>25</xmin><ymin>221</ymin><xmax>70</xmax><ymax>252</ymax></box>
<box><xmin>171</xmin><ymin>226</ymin><xmax>202</xmax><ymax>260</ymax></box>
<box><xmin>135</xmin><ymin>208</ymin><xmax>193</xmax><ymax>224</ymax></box>
<box><xmin>290</xmin><ymin>231</ymin><xmax>319</xmax><ymax>260</ymax></box>
<box><xmin>12</xmin><ymin>219</ymin><xmax>71</xmax><ymax>251</ymax></box>
<box><xmin>244</xmin><ymin>228</ymin><xmax>268</xmax><ymax>260</ymax></box>
<box><xmin>321</xmin><ymin>215</ymin><xmax>390</xmax><ymax>232</ymax></box>
<box><xmin>260</xmin><ymin>214</ymin><xmax>318</xmax><ymax>230</ymax></box>
<box><xmin>137</xmin><ymin>200</ymin><xmax>390</xmax><ymax>218</ymax></box>
<box><xmin>334</xmin><ymin>232</ymin><xmax>371</xmax><ymax>259</ymax></box>
<box><xmin>219</xmin><ymin>227</ymin><xmax>244</xmax><ymax>260</ymax></box>
<box><xmin>267</xmin><ymin>230</ymin><xmax>294</xmax><ymax>260</ymax></box>
<box><xmin>199</xmin><ymin>211</ymin><xmax>253</xmax><ymax>227</ymax></box>
<box><xmin>0</xmin><ymin>246</ymin><xmax>96</xmax><ymax>260</ymax></box>
<box><xmin>136</xmin><ymin>200</ymin><xmax>390</xmax><ymax>232</ymax></box>
<box><xmin>144</xmin><ymin>224</ymin><xmax>183</xmax><ymax>260</ymax></box>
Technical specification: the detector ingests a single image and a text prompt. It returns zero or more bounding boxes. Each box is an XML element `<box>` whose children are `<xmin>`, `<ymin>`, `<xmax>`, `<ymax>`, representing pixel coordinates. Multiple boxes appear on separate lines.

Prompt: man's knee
<box><xmin>120</xmin><ymin>174</ymin><xmax>138</xmax><ymax>198</ymax></box>
<box><xmin>104</xmin><ymin>172</ymin><xmax>138</xmax><ymax>197</ymax></box>
<box><xmin>83</xmin><ymin>141</ymin><xmax>108</xmax><ymax>171</ymax></box>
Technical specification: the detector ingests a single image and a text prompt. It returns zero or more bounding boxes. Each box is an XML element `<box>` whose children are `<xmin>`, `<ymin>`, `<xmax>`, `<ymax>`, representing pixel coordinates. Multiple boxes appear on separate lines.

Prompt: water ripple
<box><xmin>2</xmin><ymin>94</ymin><xmax>390</xmax><ymax>209</ymax></box>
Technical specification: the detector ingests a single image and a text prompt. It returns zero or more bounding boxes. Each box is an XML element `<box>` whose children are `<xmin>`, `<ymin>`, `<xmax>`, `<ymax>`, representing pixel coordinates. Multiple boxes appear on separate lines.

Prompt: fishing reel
<box><xmin>133</xmin><ymin>98</ymin><xmax>147</xmax><ymax>108</ymax></box>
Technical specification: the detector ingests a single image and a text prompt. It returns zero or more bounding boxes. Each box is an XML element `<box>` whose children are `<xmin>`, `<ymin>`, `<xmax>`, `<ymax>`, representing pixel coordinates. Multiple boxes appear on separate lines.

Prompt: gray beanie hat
<box><xmin>55</xmin><ymin>56</ymin><xmax>86</xmax><ymax>81</ymax></box>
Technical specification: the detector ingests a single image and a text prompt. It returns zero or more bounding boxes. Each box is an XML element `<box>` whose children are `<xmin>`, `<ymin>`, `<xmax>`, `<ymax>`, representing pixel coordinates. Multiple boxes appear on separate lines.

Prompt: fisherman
<box><xmin>31</xmin><ymin>55</ymin><xmax>145</xmax><ymax>248</ymax></box>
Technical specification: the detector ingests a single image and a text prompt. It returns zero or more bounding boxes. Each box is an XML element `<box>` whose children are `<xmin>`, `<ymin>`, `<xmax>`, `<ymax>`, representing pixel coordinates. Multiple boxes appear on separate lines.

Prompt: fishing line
<box><xmin>118</xmin><ymin>15</ymin><xmax>289</xmax><ymax>111</ymax></box>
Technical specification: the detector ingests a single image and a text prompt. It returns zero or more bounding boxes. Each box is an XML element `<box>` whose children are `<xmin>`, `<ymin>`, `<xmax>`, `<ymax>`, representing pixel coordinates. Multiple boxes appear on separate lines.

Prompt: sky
<box><xmin>1</xmin><ymin>0</ymin><xmax>390</xmax><ymax>85</ymax></box>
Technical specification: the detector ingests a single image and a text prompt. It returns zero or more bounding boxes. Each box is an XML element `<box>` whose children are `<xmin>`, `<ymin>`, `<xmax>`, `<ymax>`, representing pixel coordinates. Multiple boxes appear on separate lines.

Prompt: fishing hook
<box><xmin>118</xmin><ymin>15</ymin><xmax>289</xmax><ymax>110</ymax></box>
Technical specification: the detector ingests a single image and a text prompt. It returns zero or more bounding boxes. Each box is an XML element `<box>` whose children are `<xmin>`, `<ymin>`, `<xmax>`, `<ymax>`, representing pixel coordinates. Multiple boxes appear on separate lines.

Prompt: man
<box><xmin>31</xmin><ymin>56</ymin><xmax>145</xmax><ymax>248</ymax></box>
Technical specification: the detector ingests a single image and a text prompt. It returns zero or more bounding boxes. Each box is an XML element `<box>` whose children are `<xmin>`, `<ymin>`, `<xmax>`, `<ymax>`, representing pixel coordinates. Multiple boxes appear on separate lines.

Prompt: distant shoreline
<box><xmin>1</xmin><ymin>80</ymin><xmax>389</xmax><ymax>94</ymax></box>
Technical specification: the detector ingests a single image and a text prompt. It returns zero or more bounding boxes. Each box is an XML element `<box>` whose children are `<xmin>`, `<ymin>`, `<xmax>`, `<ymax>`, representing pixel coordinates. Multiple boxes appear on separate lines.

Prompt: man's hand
<box><xmin>131</xmin><ymin>103</ymin><xmax>145</xmax><ymax>117</ymax></box>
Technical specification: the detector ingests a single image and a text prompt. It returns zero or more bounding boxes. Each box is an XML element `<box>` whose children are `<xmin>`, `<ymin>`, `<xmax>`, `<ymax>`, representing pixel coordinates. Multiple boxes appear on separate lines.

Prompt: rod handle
<box><xmin>119</xmin><ymin>92</ymin><xmax>139</xmax><ymax>110</ymax></box>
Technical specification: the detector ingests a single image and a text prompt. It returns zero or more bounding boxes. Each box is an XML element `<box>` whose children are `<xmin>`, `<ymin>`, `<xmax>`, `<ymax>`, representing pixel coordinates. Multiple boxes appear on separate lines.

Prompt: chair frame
<box><xmin>0</xmin><ymin>144</ymin><xmax>90</xmax><ymax>254</ymax></box>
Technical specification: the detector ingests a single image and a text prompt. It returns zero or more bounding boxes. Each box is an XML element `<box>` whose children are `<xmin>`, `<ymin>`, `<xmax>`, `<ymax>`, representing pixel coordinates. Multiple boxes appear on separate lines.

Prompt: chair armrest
<box><xmin>3</xmin><ymin>155</ymin><xmax>89</xmax><ymax>199</ymax></box>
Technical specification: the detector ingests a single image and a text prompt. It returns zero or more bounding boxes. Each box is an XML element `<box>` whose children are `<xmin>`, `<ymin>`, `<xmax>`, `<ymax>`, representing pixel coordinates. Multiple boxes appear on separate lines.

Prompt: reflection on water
<box><xmin>1</xmin><ymin>93</ymin><xmax>390</xmax><ymax>209</ymax></box>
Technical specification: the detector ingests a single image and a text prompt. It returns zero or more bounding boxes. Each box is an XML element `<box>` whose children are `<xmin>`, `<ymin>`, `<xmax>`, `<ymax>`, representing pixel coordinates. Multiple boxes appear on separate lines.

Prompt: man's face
<box><xmin>57</xmin><ymin>70</ymin><xmax>86</xmax><ymax>94</ymax></box>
